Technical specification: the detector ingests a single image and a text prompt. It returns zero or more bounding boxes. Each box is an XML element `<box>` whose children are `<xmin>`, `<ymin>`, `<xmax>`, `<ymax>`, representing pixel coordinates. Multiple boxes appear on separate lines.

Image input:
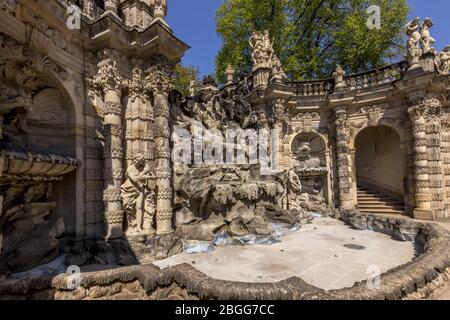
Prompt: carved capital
<box><xmin>145</xmin><ymin>57</ymin><xmax>172</xmax><ymax>96</ymax></box>
<box><xmin>90</xmin><ymin>50</ymin><xmax>126</xmax><ymax>95</ymax></box>
<box><xmin>129</xmin><ymin>67</ymin><xmax>145</xmax><ymax>100</ymax></box>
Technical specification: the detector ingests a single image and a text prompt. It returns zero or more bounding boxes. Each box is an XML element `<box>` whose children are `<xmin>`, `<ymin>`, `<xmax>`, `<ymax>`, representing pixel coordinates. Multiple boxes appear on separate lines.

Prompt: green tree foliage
<box><xmin>216</xmin><ymin>0</ymin><xmax>409</xmax><ymax>82</ymax></box>
<box><xmin>172</xmin><ymin>64</ymin><xmax>200</xmax><ymax>96</ymax></box>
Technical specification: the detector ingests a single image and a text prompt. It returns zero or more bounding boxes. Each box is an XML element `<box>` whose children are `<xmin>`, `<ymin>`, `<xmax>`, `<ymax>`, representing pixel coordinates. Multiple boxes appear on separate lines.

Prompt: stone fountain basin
<box><xmin>0</xmin><ymin>211</ymin><xmax>449</xmax><ymax>300</ymax></box>
<box><xmin>152</xmin><ymin>217</ymin><xmax>418</xmax><ymax>291</ymax></box>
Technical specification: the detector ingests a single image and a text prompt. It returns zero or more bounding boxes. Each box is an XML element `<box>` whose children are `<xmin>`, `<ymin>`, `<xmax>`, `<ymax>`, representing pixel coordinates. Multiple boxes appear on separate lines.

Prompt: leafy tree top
<box><xmin>215</xmin><ymin>0</ymin><xmax>409</xmax><ymax>83</ymax></box>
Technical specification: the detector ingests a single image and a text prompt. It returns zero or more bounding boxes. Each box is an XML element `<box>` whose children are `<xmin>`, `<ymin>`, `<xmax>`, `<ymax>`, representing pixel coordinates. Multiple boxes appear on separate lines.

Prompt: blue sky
<box><xmin>167</xmin><ymin>0</ymin><xmax>450</xmax><ymax>77</ymax></box>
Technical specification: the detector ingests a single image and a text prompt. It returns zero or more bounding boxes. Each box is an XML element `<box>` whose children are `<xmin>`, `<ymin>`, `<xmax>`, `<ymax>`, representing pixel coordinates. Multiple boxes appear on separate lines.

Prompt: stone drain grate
<box><xmin>343</xmin><ymin>244</ymin><xmax>366</xmax><ymax>250</ymax></box>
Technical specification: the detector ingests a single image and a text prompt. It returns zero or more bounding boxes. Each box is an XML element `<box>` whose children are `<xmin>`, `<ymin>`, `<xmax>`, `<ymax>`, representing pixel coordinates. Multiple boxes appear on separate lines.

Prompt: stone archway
<box><xmin>354</xmin><ymin>125</ymin><xmax>406</xmax><ymax>215</ymax></box>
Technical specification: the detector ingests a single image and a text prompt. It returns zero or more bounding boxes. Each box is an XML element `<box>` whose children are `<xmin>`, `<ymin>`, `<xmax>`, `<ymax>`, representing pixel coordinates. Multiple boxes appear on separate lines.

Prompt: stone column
<box><xmin>90</xmin><ymin>50</ymin><xmax>126</xmax><ymax>238</ymax></box>
<box><xmin>427</xmin><ymin>97</ymin><xmax>444</xmax><ymax>218</ymax></box>
<box><xmin>407</xmin><ymin>91</ymin><xmax>439</xmax><ymax>220</ymax></box>
<box><xmin>335</xmin><ymin>108</ymin><xmax>353</xmax><ymax>209</ymax></box>
<box><xmin>147</xmin><ymin>61</ymin><xmax>174</xmax><ymax>235</ymax></box>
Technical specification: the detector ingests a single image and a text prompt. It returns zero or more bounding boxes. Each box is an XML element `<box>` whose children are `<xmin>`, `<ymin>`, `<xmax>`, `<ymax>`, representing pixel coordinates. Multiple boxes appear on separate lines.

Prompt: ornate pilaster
<box><xmin>407</xmin><ymin>91</ymin><xmax>441</xmax><ymax>220</ymax></box>
<box><xmin>146</xmin><ymin>59</ymin><xmax>174</xmax><ymax>235</ymax></box>
<box><xmin>126</xmin><ymin>65</ymin><xmax>153</xmax><ymax>167</ymax></box>
<box><xmin>90</xmin><ymin>49</ymin><xmax>126</xmax><ymax>238</ymax></box>
<box><xmin>335</xmin><ymin>108</ymin><xmax>353</xmax><ymax>209</ymax></box>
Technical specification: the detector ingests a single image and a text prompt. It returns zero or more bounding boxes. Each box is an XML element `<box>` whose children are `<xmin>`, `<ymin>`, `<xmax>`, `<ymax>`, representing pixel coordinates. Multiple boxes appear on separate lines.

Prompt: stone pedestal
<box><xmin>253</xmin><ymin>67</ymin><xmax>271</xmax><ymax>90</ymax></box>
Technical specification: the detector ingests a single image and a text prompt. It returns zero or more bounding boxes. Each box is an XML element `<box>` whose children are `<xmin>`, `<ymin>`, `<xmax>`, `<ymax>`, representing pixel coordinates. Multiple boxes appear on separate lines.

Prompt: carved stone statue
<box><xmin>271</xmin><ymin>54</ymin><xmax>287</xmax><ymax>82</ymax></box>
<box><xmin>188</xmin><ymin>80</ymin><xmax>196</xmax><ymax>97</ymax></box>
<box><xmin>225</xmin><ymin>65</ymin><xmax>235</xmax><ymax>84</ymax></box>
<box><xmin>249</xmin><ymin>30</ymin><xmax>274</xmax><ymax>70</ymax></box>
<box><xmin>435</xmin><ymin>45</ymin><xmax>450</xmax><ymax>75</ymax></box>
<box><xmin>333</xmin><ymin>65</ymin><xmax>347</xmax><ymax>91</ymax></box>
<box><xmin>406</xmin><ymin>17</ymin><xmax>422</xmax><ymax>69</ymax></box>
<box><xmin>286</xmin><ymin>166</ymin><xmax>303</xmax><ymax>210</ymax></box>
<box><xmin>121</xmin><ymin>154</ymin><xmax>157</xmax><ymax>237</ymax></box>
<box><xmin>420</xmin><ymin>17</ymin><xmax>436</xmax><ymax>54</ymax></box>
<box><xmin>293</xmin><ymin>142</ymin><xmax>321</xmax><ymax>171</ymax></box>
<box><xmin>153</xmin><ymin>0</ymin><xmax>167</xmax><ymax>19</ymax></box>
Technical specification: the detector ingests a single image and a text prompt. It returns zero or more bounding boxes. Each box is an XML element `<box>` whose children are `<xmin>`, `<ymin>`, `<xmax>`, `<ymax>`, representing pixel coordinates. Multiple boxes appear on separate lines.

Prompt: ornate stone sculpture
<box><xmin>271</xmin><ymin>55</ymin><xmax>287</xmax><ymax>82</ymax></box>
<box><xmin>286</xmin><ymin>166</ymin><xmax>303</xmax><ymax>210</ymax></box>
<box><xmin>293</xmin><ymin>142</ymin><xmax>321</xmax><ymax>171</ymax></box>
<box><xmin>435</xmin><ymin>45</ymin><xmax>450</xmax><ymax>75</ymax></box>
<box><xmin>225</xmin><ymin>65</ymin><xmax>235</xmax><ymax>84</ymax></box>
<box><xmin>153</xmin><ymin>0</ymin><xmax>167</xmax><ymax>19</ymax></box>
<box><xmin>333</xmin><ymin>65</ymin><xmax>347</xmax><ymax>91</ymax></box>
<box><xmin>249</xmin><ymin>30</ymin><xmax>274</xmax><ymax>88</ymax></box>
<box><xmin>406</xmin><ymin>17</ymin><xmax>422</xmax><ymax>70</ymax></box>
<box><xmin>420</xmin><ymin>17</ymin><xmax>435</xmax><ymax>54</ymax></box>
<box><xmin>121</xmin><ymin>154</ymin><xmax>157</xmax><ymax>237</ymax></box>
<box><xmin>249</xmin><ymin>30</ymin><xmax>274</xmax><ymax>69</ymax></box>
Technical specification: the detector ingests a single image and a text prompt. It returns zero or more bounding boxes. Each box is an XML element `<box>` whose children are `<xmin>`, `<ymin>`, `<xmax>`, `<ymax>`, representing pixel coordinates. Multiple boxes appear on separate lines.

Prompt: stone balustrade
<box><xmin>344</xmin><ymin>61</ymin><xmax>408</xmax><ymax>90</ymax></box>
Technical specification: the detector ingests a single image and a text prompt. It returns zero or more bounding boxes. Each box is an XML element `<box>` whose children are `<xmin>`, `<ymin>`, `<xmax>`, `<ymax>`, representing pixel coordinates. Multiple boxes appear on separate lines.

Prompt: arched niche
<box><xmin>289</xmin><ymin>132</ymin><xmax>330</xmax><ymax>202</ymax></box>
<box><xmin>0</xmin><ymin>52</ymin><xmax>80</xmax><ymax>239</ymax></box>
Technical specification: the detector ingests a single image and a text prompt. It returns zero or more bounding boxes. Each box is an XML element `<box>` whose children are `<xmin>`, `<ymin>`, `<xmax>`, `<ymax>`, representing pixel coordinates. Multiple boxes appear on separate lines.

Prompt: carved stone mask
<box><xmin>297</xmin><ymin>144</ymin><xmax>311</xmax><ymax>159</ymax></box>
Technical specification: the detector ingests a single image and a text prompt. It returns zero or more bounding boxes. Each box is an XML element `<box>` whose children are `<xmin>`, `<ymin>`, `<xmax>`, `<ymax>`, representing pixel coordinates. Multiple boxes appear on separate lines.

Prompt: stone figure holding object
<box><xmin>121</xmin><ymin>154</ymin><xmax>157</xmax><ymax>237</ymax></box>
<box><xmin>406</xmin><ymin>17</ymin><xmax>422</xmax><ymax>69</ymax></box>
<box><xmin>420</xmin><ymin>17</ymin><xmax>436</xmax><ymax>54</ymax></box>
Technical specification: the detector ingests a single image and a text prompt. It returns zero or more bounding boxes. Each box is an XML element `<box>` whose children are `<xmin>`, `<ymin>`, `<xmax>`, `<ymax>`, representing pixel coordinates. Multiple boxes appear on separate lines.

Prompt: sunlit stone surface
<box><xmin>153</xmin><ymin>218</ymin><xmax>417</xmax><ymax>291</ymax></box>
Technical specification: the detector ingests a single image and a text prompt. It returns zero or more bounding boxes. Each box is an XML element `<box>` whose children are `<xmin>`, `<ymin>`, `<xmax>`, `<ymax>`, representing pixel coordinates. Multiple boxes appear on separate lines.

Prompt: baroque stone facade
<box><xmin>0</xmin><ymin>2</ymin><xmax>449</xmax><ymax>276</ymax></box>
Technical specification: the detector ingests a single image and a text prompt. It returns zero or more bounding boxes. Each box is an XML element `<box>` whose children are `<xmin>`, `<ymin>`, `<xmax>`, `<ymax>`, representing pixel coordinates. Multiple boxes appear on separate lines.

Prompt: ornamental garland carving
<box><xmin>103</xmin><ymin>102</ymin><xmax>122</xmax><ymax>116</ymax></box>
<box><xmin>103</xmin><ymin>188</ymin><xmax>122</xmax><ymax>202</ymax></box>
<box><xmin>104</xmin><ymin>210</ymin><xmax>124</xmax><ymax>224</ymax></box>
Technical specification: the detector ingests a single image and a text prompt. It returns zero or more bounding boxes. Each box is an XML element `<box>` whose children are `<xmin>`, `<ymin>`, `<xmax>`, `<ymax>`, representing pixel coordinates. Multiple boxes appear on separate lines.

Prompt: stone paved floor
<box><xmin>152</xmin><ymin>218</ymin><xmax>416</xmax><ymax>291</ymax></box>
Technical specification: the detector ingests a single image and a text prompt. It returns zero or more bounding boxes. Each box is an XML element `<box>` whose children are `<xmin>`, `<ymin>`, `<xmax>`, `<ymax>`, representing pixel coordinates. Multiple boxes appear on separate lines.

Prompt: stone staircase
<box><xmin>357</xmin><ymin>185</ymin><xmax>405</xmax><ymax>215</ymax></box>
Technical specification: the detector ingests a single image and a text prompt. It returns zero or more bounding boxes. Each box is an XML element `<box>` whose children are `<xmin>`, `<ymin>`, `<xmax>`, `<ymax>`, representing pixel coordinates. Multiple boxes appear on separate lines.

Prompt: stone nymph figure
<box><xmin>121</xmin><ymin>154</ymin><xmax>156</xmax><ymax>237</ymax></box>
<box><xmin>406</xmin><ymin>17</ymin><xmax>422</xmax><ymax>68</ymax></box>
<box><xmin>249</xmin><ymin>30</ymin><xmax>274</xmax><ymax>69</ymax></box>
<box><xmin>293</xmin><ymin>142</ymin><xmax>321</xmax><ymax>170</ymax></box>
<box><xmin>420</xmin><ymin>17</ymin><xmax>435</xmax><ymax>54</ymax></box>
